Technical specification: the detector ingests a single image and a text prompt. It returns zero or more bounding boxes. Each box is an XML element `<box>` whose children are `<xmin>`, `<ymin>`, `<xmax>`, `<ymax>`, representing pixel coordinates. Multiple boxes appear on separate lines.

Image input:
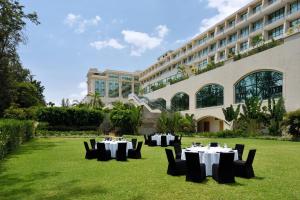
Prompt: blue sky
<box><xmin>18</xmin><ymin>0</ymin><xmax>251</xmax><ymax>105</ymax></box>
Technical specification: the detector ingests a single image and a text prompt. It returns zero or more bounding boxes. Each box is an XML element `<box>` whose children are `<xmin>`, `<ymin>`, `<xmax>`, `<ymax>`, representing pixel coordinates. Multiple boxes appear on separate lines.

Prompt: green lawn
<box><xmin>0</xmin><ymin>137</ymin><xmax>300</xmax><ymax>200</ymax></box>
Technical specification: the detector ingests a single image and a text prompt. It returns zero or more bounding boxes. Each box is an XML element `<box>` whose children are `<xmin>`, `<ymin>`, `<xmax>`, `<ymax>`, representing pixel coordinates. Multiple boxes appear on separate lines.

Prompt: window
<box><xmin>228</xmin><ymin>33</ymin><xmax>237</xmax><ymax>43</ymax></box>
<box><xmin>196</xmin><ymin>84</ymin><xmax>224</xmax><ymax>108</ymax></box>
<box><xmin>121</xmin><ymin>75</ymin><xmax>132</xmax><ymax>81</ymax></box>
<box><xmin>240</xmin><ymin>12</ymin><xmax>248</xmax><ymax>21</ymax></box>
<box><xmin>153</xmin><ymin>98</ymin><xmax>166</xmax><ymax>109</ymax></box>
<box><xmin>228</xmin><ymin>19</ymin><xmax>235</xmax><ymax>28</ymax></box>
<box><xmin>95</xmin><ymin>80</ymin><xmax>106</xmax><ymax>97</ymax></box>
<box><xmin>108</xmin><ymin>81</ymin><xmax>119</xmax><ymax>98</ymax></box>
<box><xmin>198</xmin><ymin>59</ymin><xmax>208</xmax><ymax>70</ymax></box>
<box><xmin>268</xmin><ymin>8</ymin><xmax>285</xmax><ymax>24</ymax></box>
<box><xmin>235</xmin><ymin>71</ymin><xmax>283</xmax><ymax>103</ymax></box>
<box><xmin>210</xmin><ymin>43</ymin><xmax>216</xmax><ymax>52</ymax></box>
<box><xmin>253</xmin><ymin>3</ymin><xmax>262</xmax><ymax>14</ymax></box>
<box><xmin>219</xmin><ymin>51</ymin><xmax>225</xmax><ymax>60</ymax></box>
<box><xmin>240</xmin><ymin>26</ymin><xmax>249</xmax><ymax>38</ymax></box>
<box><xmin>219</xmin><ymin>38</ymin><xmax>226</xmax><ymax>48</ymax></box>
<box><xmin>268</xmin><ymin>0</ymin><xmax>277</xmax><ymax>5</ymax></box>
<box><xmin>252</xmin><ymin>19</ymin><xmax>263</xmax><ymax>32</ymax></box>
<box><xmin>121</xmin><ymin>82</ymin><xmax>132</xmax><ymax>98</ymax></box>
<box><xmin>171</xmin><ymin>92</ymin><xmax>189</xmax><ymax>111</ymax></box>
<box><xmin>108</xmin><ymin>74</ymin><xmax>119</xmax><ymax>80</ymax></box>
<box><xmin>229</xmin><ymin>47</ymin><xmax>236</xmax><ymax>55</ymax></box>
<box><xmin>240</xmin><ymin>41</ymin><xmax>248</xmax><ymax>51</ymax></box>
<box><xmin>268</xmin><ymin>25</ymin><xmax>283</xmax><ymax>39</ymax></box>
<box><xmin>290</xmin><ymin>0</ymin><xmax>300</xmax><ymax>14</ymax></box>
<box><xmin>290</xmin><ymin>18</ymin><xmax>300</xmax><ymax>27</ymax></box>
<box><xmin>219</xmin><ymin>25</ymin><xmax>225</xmax><ymax>33</ymax></box>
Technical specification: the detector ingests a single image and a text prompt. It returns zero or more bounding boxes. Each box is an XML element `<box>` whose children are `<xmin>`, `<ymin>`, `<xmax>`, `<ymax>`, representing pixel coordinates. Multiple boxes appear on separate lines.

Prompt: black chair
<box><xmin>234</xmin><ymin>149</ymin><xmax>256</xmax><ymax>178</ymax></box>
<box><xmin>132</xmin><ymin>138</ymin><xmax>137</xmax><ymax>149</ymax></box>
<box><xmin>210</xmin><ymin>142</ymin><xmax>219</xmax><ymax>147</ymax></box>
<box><xmin>234</xmin><ymin>144</ymin><xmax>245</xmax><ymax>160</ymax></box>
<box><xmin>212</xmin><ymin>152</ymin><xmax>235</xmax><ymax>183</ymax></box>
<box><xmin>165</xmin><ymin>149</ymin><xmax>186</xmax><ymax>176</ymax></box>
<box><xmin>185</xmin><ymin>152</ymin><xmax>206</xmax><ymax>183</ymax></box>
<box><xmin>90</xmin><ymin>139</ymin><xmax>96</xmax><ymax>150</ymax></box>
<box><xmin>84</xmin><ymin>141</ymin><xmax>97</xmax><ymax>159</ymax></box>
<box><xmin>169</xmin><ymin>135</ymin><xmax>178</xmax><ymax>146</ymax></box>
<box><xmin>161</xmin><ymin>135</ymin><xmax>167</xmax><ymax>147</ymax></box>
<box><xmin>178</xmin><ymin>135</ymin><xmax>182</xmax><ymax>145</ymax></box>
<box><xmin>96</xmin><ymin>143</ymin><xmax>111</xmax><ymax>161</ymax></box>
<box><xmin>116</xmin><ymin>142</ymin><xmax>127</xmax><ymax>161</ymax></box>
<box><xmin>148</xmin><ymin>135</ymin><xmax>157</xmax><ymax>146</ymax></box>
<box><xmin>173</xmin><ymin>143</ymin><xmax>182</xmax><ymax>159</ymax></box>
<box><xmin>128</xmin><ymin>142</ymin><xmax>143</xmax><ymax>159</ymax></box>
<box><xmin>195</xmin><ymin>142</ymin><xmax>201</xmax><ymax>146</ymax></box>
<box><xmin>144</xmin><ymin>135</ymin><xmax>149</xmax><ymax>145</ymax></box>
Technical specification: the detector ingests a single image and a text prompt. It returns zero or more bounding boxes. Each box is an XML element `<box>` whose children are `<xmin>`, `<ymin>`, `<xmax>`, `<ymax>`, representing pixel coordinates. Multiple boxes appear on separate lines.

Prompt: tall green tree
<box><xmin>222</xmin><ymin>104</ymin><xmax>240</xmax><ymax>129</ymax></box>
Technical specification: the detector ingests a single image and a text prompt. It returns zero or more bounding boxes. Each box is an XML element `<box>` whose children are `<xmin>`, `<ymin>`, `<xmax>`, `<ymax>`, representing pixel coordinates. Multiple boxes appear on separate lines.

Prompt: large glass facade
<box><xmin>196</xmin><ymin>84</ymin><xmax>224</xmax><ymax>108</ymax></box>
<box><xmin>268</xmin><ymin>8</ymin><xmax>285</xmax><ymax>24</ymax></box>
<box><xmin>235</xmin><ymin>71</ymin><xmax>283</xmax><ymax>103</ymax></box>
<box><xmin>95</xmin><ymin>80</ymin><xmax>106</xmax><ymax>97</ymax></box>
<box><xmin>108</xmin><ymin>81</ymin><xmax>119</xmax><ymax>98</ymax></box>
<box><xmin>171</xmin><ymin>92</ymin><xmax>189</xmax><ymax>111</ymax></box>
<box><xmin>122</xmin><ymin>82</ymin><xmax>132</xmax><ymax>98</ymax></box>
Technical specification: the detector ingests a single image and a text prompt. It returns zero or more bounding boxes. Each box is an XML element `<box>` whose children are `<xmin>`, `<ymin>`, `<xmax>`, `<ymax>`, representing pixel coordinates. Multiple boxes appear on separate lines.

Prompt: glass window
<box><xmin>268</xmin><ymin>8</ymin><xmax>285</xmax><ymax>24</ymax></box>
<box><xmin>228</xmin><ymin>20</ymin><xmax>235</xmax><ymax>28</ymax></box>
<box><xmin>95</xmin><ymin>80</ymin><xmax>106</xmax><ymax>97</ymax></box>
<box><xmin>290</xmin><ymin>0</ymin><xmax>300</xmax><ymax>14</ymax></box>
<box><xmin>228</xmin><ymin>33</ymin><xmax>237</xmax><ymax>43</ymax></box>
<box><xmin>240</xmin><ymin>12</ymin><xmax>248</xmax><ymax>21</ymax></box>
<box><xmin>240</xmin><ymin>26</ymin><xmax>249</xmax><ymax>38</ymax></box>
<box><xmin>253</xmin><ymin>3</ymin><xmax>262</xmax><ymax>14</ymax></box>
<box><xmin>219</xmin><ymin>51</ymin><xmax>225</xmax><ymax>60</ymax></box>
<box><xmin>196</xmin><ymin>84</ymin><xmax>224</xmax><ymax>108</ymax></box>
<box><xmin>198</xmin><ymin>59</ymin><xmax>208</xmax><ymax>70</ymax></box>
<box><xmin>108</xmin><ymin>81</ymin><xmax>119</xmax><ymax>98</ymax></box>
<box><xmin>121</xmin><ymin>75</ymin><xmax>132</xmax><ymax>81</ymax></box>
<box><xmin>240</xmin><ymin>41</ymin><xmax>249</xmax><ymax>51</ymax></box>
<box><xmin>219</xmin><ymin>38</ymin><xmax>227</xmax><ymax>48</ymax></box>
<box><xmin>235</xmin><ymin>71</ymin><xmax>283</xmax><ymax>103</ymax></box>
<box><xmin>252</xmin><ymin>19</ymin><xmax>263</xmax><ymax>32</ymax></box>
<box><xmin>171</xmin><ymin>92</ymin><xmax>189</xmax><ymax>111</ymax></box>
<box><xmin>268</xmin><ymin>25</ymin><xmax>283</xmax><ymax>39</ymax></box>
<box><xmin>108</xmin><ymin>74</ymin><xmax>119</xmax><ymax>80</ymax></box>
<box><xmin>153</xmin><ymin>98</ymin><xmax>166</xmax><ymax>110</ymax></box>
<box><xmin>229</xmin><ymin>47</ymin><xmax>236</xmax><ymax>55</ymax></box>
<box><xmin>290</xmin><ymin>18</ymin><xmax>300</xmax><ymax>27</ymax></box>
<box><xmin>268</xmin><ymin>0</ymin><xmax>277</xmax><ymax>5</ymax></box>
<box><xmin>210</xmin><ymin>43</ymin><xmax>216</xmax><ymax>52</ymax></box>
<box><xmin>121</xmin><ymin>82</ymin><xmax>132</xmax><ymax>98</ymax></box>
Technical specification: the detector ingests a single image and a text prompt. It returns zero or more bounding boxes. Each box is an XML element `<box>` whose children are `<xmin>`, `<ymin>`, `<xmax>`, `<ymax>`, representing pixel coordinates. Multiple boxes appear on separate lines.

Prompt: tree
<box><xmin>157</xmin><ymin>112</ymin><xmax>168</xmax><ymax>133</ymax></box>
<box><xmin>88</xmin><ymin>93</ymin><xmax>104</xmax><ymax>109</ymax></box>
<box><xmin>61</xmin><ymin>98</ymin><xmax>71</xmax><ymax>107</ymax></box>
<box><xmin>14</xmin><ymin>82</ymin><xmax>43</xmax><ymax>108</ymax></box>
<box><xmin>265</xmin><ymin>97</ymin><xmax>286</xmax><ymax>135</ymax></box>
<box><xmin>222</xmin><ymin>104</ymin><xmax>240</xmax><ymax>130</ymax></box>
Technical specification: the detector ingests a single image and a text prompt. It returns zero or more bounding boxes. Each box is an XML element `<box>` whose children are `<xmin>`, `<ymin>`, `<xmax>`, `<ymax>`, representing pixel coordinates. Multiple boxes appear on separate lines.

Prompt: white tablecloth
<box><xmin>151</xmin><ymin>134</ymin><xmax>175</xmax><ymax>146</ymax></box>
<box><xmin>181</xmin><ymin>146</ymin><xmax>238</xmax><ymax>176</ymax></box>
<box><xmin>98</xmin><ymin>141</ymin><xmax>133</xmax><ymax>158</ymax></box>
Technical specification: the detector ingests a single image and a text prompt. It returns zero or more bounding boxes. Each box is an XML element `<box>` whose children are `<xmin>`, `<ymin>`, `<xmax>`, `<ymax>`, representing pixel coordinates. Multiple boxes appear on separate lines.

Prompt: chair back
<box><xmin>174</xmin><ymin>135</ymin><xmax>179</xmax><ymax>142</ymax></box>
<box><xmin>219</xmin><ymin>152</ymin><xmax>234</xmax><ymax>173</ymax></box>
<box><xmin>210</xmin><ymin>142</ymin><xmax>218</xmax><ymax>147</ymax></box>
<box><xmin>246</xmin><ymin>149</ymin><xmax>256</xmax><ymax>166</ymax></box>
<box><xmin>185</xmin><ymin>152</ymin><xmax>201</xmax><ymax>173</ymax></box>
<box><xmin>84</xmin><ymin>142</ymin><xmax>90</xmax><ymax>152</ymax></box>
<box><xmin>136</xmin><ymin>142</ymin><xmax>143</xmax><ymax>152</ymax></box>
<box><xmin>179</xmin><ymin>135</ymin><xmax>182</xmax><ymax>142</ymax></box>
<box><xmin>117</xmin><ymin>142</ymin><xmax>127</xmax><ymax>155</ymax></box>
<box><xmin>97</xmin><ymin>143</ymin><xmax>106</xmax><ymax>152</ymax></box>
<box><xmin>165</xmin><ymin>149</ymin><xmax>175</xmax><ymax>165</ymax></box>
<box><xmin>132</xmin><ymin>138</ymin><xmax>137</xmax><ymax>149</ymax></box>
<box><xmin>161</xmin><ymin>135</ymin><xmax>167</xmax><ymax>147</ymax></box>
<box><xmin>234</xmin><ymin>144</ymin><xmax>244</xmax><ymax>160</ymax></box>
<box><xmin>173</xmin><ymin>143</ymin><xmax>182</xmax><ymax>155</ymax></box>
<box><xmin>90</xmin><ymin>139</ymin><xmax>96</xmax><ymax>149</ymax></box>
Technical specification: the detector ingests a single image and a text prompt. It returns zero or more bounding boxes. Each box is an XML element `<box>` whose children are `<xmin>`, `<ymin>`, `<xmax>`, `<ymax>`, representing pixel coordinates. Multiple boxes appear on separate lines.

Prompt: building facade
<box><xmin>87</xmin><ymin>68</ymin><xmax>140</xmax><ymax>105</ymax></box>
<box><xmin>140</xmin><ymin>0</ymin><xmax>300</xmax><ymax>132</ymax></box>
<box><xmin>87</xmin><ymin>0</ymin><xmax>300</xmax><ymax>132</ymax></box>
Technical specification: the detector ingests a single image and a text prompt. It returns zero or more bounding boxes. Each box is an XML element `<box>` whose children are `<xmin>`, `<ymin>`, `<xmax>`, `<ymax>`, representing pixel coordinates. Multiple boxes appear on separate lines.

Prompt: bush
<box><xmin>4</xmin><ymin>106</ymin><xmax>39</xmax><ymax>120</ymax></box>
<box><xmin>0</xmin><ymin>119</ymin><xmax>35</xmax><ymax>160</ymax></box>
<box><xmin>36</xmin><ymin>107</ymin><xmax>104</xmax><ymax>131</ymax></box>
<box><xmin>284</xmin><ymin>109</ymin><xmax>300</xmax><ymax>138</ymax></box>
<box><xmin>36</xmin><ymin>130</ymin><xmax>102</xmax><ymax>137</ymax></box>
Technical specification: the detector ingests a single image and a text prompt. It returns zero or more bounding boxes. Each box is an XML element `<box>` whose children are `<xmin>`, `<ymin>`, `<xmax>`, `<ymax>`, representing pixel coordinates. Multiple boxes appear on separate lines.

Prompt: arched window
<box><xmin>235</xmin><ymin>70</ymin><xmax>283</xmax><ymax>103</ymax></box>
<box><xmin>171</xmin><ymin>92</ymin><xmax>189</xmax><ymax>111</ymax></box>
<box><xmin>153</xmin><ymin>98</ymin><xmax>166</xmax><ymax>109</ymax></box>
<box><xmin>196</xmin><ymin>84</ymin><xmax>224</xmax><ymax>108</ymax></box>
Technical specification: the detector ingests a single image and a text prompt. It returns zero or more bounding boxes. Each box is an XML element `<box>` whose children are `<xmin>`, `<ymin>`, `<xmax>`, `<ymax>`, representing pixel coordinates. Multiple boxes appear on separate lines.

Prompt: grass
<box><xmin>0</xmin><ymin>137</ymin><xmax>300</xmax><ymax>200</ymax></box>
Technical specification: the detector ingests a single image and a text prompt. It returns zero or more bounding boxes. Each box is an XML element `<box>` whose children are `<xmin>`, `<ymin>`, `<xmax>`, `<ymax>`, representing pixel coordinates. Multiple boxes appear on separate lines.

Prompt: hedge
<box><xmin>36</xmin><ymin>107</ymin><xmax>104</xmax><ymax>130</ymax></box>
<box><xmin>0</xmin><ymin>119</ymin><xmax>35</xmax><ymax>160</ymax></box>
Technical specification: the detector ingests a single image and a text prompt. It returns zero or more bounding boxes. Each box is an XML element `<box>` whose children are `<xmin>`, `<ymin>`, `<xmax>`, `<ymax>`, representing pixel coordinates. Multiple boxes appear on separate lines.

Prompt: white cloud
<box><xmin>198</xmin><ymin>0</ymin><xmax>252</xmax><ymax>33</ymax></box>
<box><xmin>90</xmin><ymin>39</ymin><xmax>125</xmax><ymax>50</ymax></box>
<box><xmin>121</xmin><ymin>25</ymin><xmax>169</xmax><ymax>56</ymax></box>
<box><xmin>69</xmin><ymin>81</ymin><xmax>87</xmax><ymax>102</ymax></box>
<box><xmin>64</xmin><ymin>13</ymin><xmax>101</xmax><ymax>33</ymax></box>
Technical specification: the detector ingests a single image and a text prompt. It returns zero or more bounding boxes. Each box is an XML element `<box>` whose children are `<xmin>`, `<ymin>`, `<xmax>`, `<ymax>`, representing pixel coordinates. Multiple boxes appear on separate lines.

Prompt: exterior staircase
<box><xmin>128</xmin><ymin>94</ymin><xmax>162</xmax><ymax>135</ymax></box>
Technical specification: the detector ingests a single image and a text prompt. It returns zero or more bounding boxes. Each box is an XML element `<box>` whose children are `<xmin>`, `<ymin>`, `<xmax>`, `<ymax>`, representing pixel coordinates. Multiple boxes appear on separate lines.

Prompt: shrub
<box><xmin>284</xmin><ymin>109</ymin><xmax>300</xmax><ymax>138</ymax></box>
<box><xmin>0</xmin><ymin>119</ymin><xmax>35</xmax><ymax>160</ymax></box>
<box><xmin>36</xmin><ymin>107</ymin><xmax>104</xmax><ymax>130</ymax></box>
<box><xmin>4</xmin><ymin>106</ymin><xmax>39</xmax><ymax>120</ymax></box>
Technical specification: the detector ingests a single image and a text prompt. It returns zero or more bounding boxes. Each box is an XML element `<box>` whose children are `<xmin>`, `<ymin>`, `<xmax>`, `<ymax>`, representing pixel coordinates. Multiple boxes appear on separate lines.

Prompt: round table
<box><xmin>181</xmin><ymin>146</ymin><xmax>238</xmax><ymax>176</ymax></box>
<box><xmin>151</xmin><ymin>134</ymin><xmax>175</xmax><ymax>146</ymax></box>
<box><xmin>98</xmin><ymin>141</ymin><xmax>133</xmax><ymax>158</ymax></box>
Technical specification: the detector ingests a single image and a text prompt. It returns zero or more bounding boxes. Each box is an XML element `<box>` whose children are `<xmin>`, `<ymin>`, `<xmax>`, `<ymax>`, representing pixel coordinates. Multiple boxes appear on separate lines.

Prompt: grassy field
<box><xmin>0</xmin><ymin>137</ymin><xmax>300</xmax><ymax>200</ymax></box>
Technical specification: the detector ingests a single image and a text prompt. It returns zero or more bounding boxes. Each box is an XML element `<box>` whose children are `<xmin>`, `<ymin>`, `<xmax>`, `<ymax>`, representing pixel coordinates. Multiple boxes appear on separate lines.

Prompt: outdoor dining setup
<box><xmin>84</xmin><ymin>137</ymin><xmax>143</xmax><ymax>161</ymax></box>
<box><xmin>165</xmin><ymin>142</ymin><xmax>256</xmax><ymax>184</ymax></box>
<box><xmin>144</xmin><ymin>133</ymin><xmax>182</xmax><ymax>147</ymax></box>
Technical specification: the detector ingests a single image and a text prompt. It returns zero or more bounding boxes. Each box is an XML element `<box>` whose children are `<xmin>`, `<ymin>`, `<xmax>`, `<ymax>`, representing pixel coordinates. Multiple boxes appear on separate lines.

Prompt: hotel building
<box><xmin>88</xmin><ymin>0</ymin><xmax>300</xmax><ymax>132</ymax></box>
